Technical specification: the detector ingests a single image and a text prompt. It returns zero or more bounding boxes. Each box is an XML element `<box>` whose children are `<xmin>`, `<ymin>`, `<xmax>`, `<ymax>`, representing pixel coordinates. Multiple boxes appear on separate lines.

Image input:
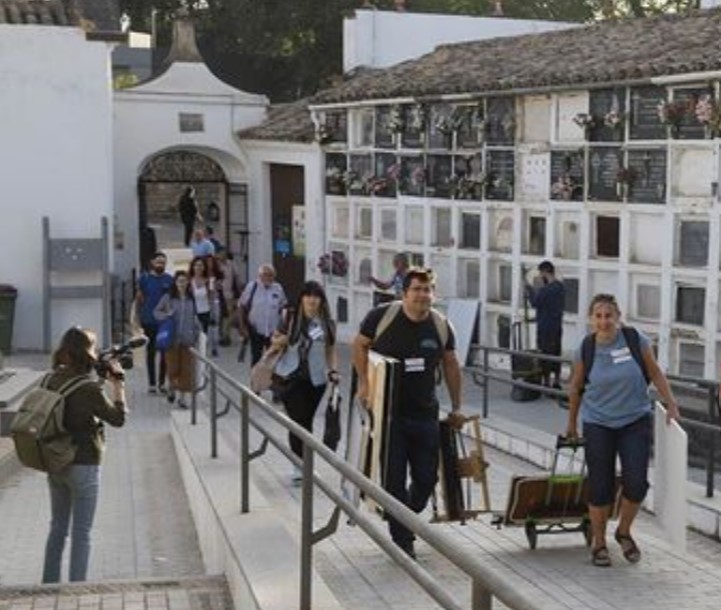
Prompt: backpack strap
<box><xmin>56</xmin><ymin>375</ymin><xmax>96</xmax><ymax>397</ymax></box>
<box><xmin>621</xmin><ymin>326</ymin><xmax>650</xmax><ymax>385</ymax></box>
<box><xmin>373</xmin><ymin>302</ymin><xmax>402</xmax><ymax>342</ymax></box>
<box><xmin>581</xmin><ymin>333</ymin><xmax>596</xmax><ymax>388</ymax></box>
<box><xmin>581</xmin><ymin>327</ymin><xmax>650</xmax><ymax>391</ymax></box>
<box><xmin>429</xmin><ymin>309</ymin><xmax>449</xmax><ymax>349</ymax></box>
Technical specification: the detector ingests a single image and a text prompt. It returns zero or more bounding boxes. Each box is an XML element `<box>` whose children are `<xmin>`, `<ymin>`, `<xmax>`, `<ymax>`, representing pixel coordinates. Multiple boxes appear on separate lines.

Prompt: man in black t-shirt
<box><xmin>352</xmin><ymin>268</ymin><xmax>463</xmax><ymax>559</ymax></box>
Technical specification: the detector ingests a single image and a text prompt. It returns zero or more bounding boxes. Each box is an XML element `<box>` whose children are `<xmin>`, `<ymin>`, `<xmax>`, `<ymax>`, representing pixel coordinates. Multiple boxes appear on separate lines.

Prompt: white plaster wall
<box><xmin>344</xmin><ymin>9</ymin><xmax>578</xmax><ymax>72</ymax></box>
<box><xmin>240</xmin><ymin>141</ymin><xmax>323</xmax><ymax>286</ymax></box>
<box><xmin>0</xmin><ymin>26</ymin><xmax>114</xmax><ymax>350</ymax></box>
<box><xmin>113</xmin><ymin>63</ymin><xmax>268</xmax><ymax>275</ymax></box>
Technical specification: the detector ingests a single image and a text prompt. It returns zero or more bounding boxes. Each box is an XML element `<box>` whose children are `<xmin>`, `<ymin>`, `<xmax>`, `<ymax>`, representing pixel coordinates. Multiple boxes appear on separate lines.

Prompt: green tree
<box><xmin>117</xmin><ymin>0</ymin><xmax>703</xmax><ymax>101</ymax></box>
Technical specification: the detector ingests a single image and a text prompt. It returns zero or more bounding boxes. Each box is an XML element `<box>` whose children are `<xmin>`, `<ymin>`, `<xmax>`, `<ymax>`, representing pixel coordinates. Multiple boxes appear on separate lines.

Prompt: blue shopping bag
<box><xmin>155</xmin><ymin>317</ymin><xmax>176</xmax><ymax>351</ymax></box>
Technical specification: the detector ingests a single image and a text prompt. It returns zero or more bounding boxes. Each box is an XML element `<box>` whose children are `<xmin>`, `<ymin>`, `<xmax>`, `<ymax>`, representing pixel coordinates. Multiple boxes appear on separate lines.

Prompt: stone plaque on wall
<box><xmin>556</xmin><ymin>92</ymin><xmax>588</xmax><ymax>142</ymax></box>
<box><xmin>672</xmin><ymin>146</ymin><xmax>714</xmax><ymax>198</ymax></box>
<box><xmin>522</xmin><ymin>95</ymin><xmax>551</xmax><ymax>143</ymax></box>
<box><xmin>486</xmin><ymin>150</ymin><xmax>515</xmax><ymax>200</ymax></box>
<box><xmin>588</xmin><ymin>147</ymin><xmax>623</xmax><ymax>201</ymax></box>
<box><xmin>672</xmin><ymin>88</ymin><xmax>706</xmax><ymax>140</ymax></box>
<box><xmin>629</xmin><ymin>86</ymin><xmax>666</xmax><ymax>140</ymax></box>
<box><xmin>589</xmin><ymin>88</ymin><xmax>625</xmax><ymax>143</ymax></box>
<box><xmin>426</xmin><ymin>155</ymin><xmax>453</xmax><ymax>199</ymax></box>
<box><xmin>627</xmin><ymin>149</ymin><xmax>667</xmax><ymax>204</ymax></box>
<box><xmin>375</xmin><ymin>106</ymin><xmax>395</xmax><ymax>148</ymax></box>
<box><xmin>550</xmin><ymin>150</ymin><xmax>584</xmax><ymax>201</ymax></box>
<box><xmin>486</xmin><ymin>97</ymin><xmax>515</xmax><ymax>145</ymax></box>
<box><xmin>518</xmin><ymin>151</ymin><xmax>549</xmax><ymax>201</ymax></box>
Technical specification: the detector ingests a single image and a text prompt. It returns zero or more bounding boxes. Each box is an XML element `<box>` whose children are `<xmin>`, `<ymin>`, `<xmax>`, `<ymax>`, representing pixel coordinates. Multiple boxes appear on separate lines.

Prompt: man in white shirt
<box><xmin>238</xmin><ymin>264</ymin><xmax>287</xmax><ymax>365</ymax></box>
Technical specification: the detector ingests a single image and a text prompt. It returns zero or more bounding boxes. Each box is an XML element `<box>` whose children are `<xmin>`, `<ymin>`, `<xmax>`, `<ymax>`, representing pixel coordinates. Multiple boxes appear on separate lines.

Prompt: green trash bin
<box><xmin>0</xmin><ymin>285</ymin><xmax>18</xmax><ymax>355</ymax></box>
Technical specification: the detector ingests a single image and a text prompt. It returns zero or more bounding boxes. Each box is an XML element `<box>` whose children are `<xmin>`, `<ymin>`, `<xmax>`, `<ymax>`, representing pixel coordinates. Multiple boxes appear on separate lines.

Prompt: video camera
<box><xmin>94</xmin><ymin>335</ymin><xmax>148</xmax><ymax>380</ymax></box>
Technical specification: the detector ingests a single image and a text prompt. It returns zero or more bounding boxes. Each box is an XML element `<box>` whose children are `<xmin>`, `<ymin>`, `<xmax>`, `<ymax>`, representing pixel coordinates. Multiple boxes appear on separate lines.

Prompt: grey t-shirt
<box><xmin>574</xmin><ymin>329</ymin><xmax>652</xmax><ymax>428</ymax></box>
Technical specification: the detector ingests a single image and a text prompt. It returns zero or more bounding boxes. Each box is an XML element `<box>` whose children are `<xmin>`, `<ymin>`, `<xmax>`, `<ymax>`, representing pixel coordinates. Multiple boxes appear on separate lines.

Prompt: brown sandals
<box><xmin>614</xmin><ymin>529</ymin><xmax>641</xmax><ymax>563</ymax></box>
<box><xmin>591</xmin><ymin>546</ymin><xmax>612</xmax><ymax>567</ymax></box>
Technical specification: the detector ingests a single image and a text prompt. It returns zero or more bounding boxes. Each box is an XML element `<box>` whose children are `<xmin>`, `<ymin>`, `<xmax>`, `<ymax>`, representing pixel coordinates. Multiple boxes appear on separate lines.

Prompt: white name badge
<box><xmin>308</xmin><ymin>325</ymin><xmax>324</xmax><ymax>341</ymax></box>
<box><xmin>611</xmin><ymin>346</ymin><xmax>632</xmax><ymax>365</ymax></box>
<box><xmin>404</xmin><ymin>357</ymin><xmax>425</xmax><ymax>373</ymax></box>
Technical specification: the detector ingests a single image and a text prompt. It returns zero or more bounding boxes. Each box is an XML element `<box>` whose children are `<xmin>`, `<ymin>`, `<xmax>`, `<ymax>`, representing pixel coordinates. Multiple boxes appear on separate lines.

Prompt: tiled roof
<box><xmin>312</xmin><ymin>8</ymin><xmax>721</xmax><ymax>105</ymax></box>
<box><xmin>0</xmin><ymin>0</ymin><xmax>72</xmax><ymax>25</ymax></box>
<box><xmin>0</xmin><ymin>0</ymin><xmax>120</xmax><ymax>30</ymax></box>
<box><xmin>238</xmin><ymin>99</ymin><xmax>316</xmax><ymax>144</ymax></box>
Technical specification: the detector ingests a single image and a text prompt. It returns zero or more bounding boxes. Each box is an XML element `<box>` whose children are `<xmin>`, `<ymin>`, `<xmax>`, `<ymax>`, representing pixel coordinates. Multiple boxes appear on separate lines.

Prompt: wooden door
<box><xmin>270</xmin><ymin>164</ymin><xmax>305</xmax><ymax>304</ymax></box>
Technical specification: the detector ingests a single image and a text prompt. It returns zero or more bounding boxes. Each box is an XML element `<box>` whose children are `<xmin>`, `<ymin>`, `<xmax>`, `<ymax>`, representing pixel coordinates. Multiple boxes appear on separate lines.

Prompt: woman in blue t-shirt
<box><xmin>566</xmin><ymin>293</ymin><xmax>679</xmax><ymax>567</ymax></box>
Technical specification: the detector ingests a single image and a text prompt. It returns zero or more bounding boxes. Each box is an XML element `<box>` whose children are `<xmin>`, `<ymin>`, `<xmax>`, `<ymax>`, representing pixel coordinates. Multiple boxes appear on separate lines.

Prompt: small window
<box><xmin>596</xmin><ymin>216</ymin><xmax>620</xmax><ymax>258</ymax></box>
<box><xmin>563</xmin><ymin>278</ymin><xmax>579</xmax><ymax>314</ymax></box>
<box><xmin>678</xmin><ymin>221</ymin><xmax>709</xmax><ymax>267</ymax></box>
<box><xmin>499</xmin><ymin>264</ymin><xmax>512</xmax><ymax>302</ymax></box>
<box><xmin>675</xmin><ymin>285</ymin><xmax>705</xmax><ymax>326</ymax></box>
<box><xmin>460</xmin><ymin>212</ymin><xmax>481</xmax><ymax>249</ymax></box>
<box><xmin>679</xmin><ymin>343</ymin><xmax>705</xmax><ymax>378</ymax></box>
<box><xmin>637</xmin><ymin>284</ymin><xmax>661</xmax><ymax>319</ymax></box>
<box><xmin>528</xmin><ymin>217</ymin><xmax>546</xmax><ymax>255</ymax></box>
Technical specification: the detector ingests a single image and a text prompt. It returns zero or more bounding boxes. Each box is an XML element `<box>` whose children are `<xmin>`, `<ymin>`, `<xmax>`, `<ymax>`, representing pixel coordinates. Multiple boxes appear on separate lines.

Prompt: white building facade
<box><xmin>310</xmin><ymin>8</ymin><xmax>721</xmax><ymax>377</ymax></box>
<box><xmin>0</xmin><ymin>17</ymin><xmax>119</xmax><ymax>350</ymax></box>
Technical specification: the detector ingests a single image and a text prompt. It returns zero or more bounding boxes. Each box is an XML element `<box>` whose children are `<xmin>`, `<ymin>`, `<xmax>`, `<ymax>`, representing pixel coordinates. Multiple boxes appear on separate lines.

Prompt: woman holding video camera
<box><xmin>42</xmin><ymin>327</ymin><xmax>128</xmax><ymax>583</ymax></box>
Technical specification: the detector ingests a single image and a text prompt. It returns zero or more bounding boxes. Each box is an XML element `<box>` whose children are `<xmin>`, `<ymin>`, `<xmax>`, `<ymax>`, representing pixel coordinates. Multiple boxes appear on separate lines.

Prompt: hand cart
<box><xmin>494</xmin><ymin>435</ymin><xmax>593</xmax><ymax>549</ymax></box>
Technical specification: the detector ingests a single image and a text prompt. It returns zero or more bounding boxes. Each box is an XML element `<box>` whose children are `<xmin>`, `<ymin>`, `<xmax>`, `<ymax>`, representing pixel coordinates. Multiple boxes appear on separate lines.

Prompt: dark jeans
<box><xmin>583</xmin><ymin>413</ymin><xmax>651</xmax><ymax>507</ymax></box>
<box><xmin>141</xmin><ymin>323</ymin><xmax>166</xmax><ymax>387</ymax></box>
<box><xmin>197</xmin><ymin>312</ymin><xmax>211</xmax><ymax>334</ymax></box>
<box><xmin>385</xmin><ymin>416</ymin><xmax>440</xmax><ymax>546</ymax></box>
<box><xmin>282</xmin><ymin>378</ymin><xmax>326</xmax><ymax>459</ymax></box>
<box><xmin>537</xmin><ymin>331</ymin><xmax>562</xmax><ymax>385</ymax></box>
<box><xmin>182</xmin><ymin>220</ymin><xmax>194</xmax><ymax>246</ymax></box>
<box><xmin>249</xmin><ymin>327</ymin><xmax>271</xmax><ymax>366</ymax></box>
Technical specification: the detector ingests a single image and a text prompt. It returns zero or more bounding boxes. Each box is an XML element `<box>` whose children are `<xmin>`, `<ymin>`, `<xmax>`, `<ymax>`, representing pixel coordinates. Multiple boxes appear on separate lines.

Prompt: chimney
<box><xmin>165</xmin><ymin>8</ymin><xmax>203</xmax><ymax>64</ymax></box>
<box><xmin>491</xmin><ymin>0</ymin><xmax>504</xmax><ymax>16</ymax></box>
<box><xmin>394</xmin><ymin>0</ymin><xmax>406</xmax><ymax>12</ymax></box>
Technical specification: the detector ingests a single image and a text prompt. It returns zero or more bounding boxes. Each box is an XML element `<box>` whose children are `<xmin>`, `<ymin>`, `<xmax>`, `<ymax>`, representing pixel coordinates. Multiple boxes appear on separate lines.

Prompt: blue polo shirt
<box><xmin>138</xmin><ymin>272</ymin><xmax>174</xmax><ymax>326</ymax></box>
<box><xmin>575</xmin><ymin>329</ymin><xmax>652</xmax><ymax>429</ymax></box>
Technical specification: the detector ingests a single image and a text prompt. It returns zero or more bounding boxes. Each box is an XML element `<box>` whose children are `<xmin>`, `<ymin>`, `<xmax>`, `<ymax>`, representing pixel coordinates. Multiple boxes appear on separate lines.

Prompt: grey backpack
<box><xmin>11</xmin><ymin>374</ymin><xmax>95</xmax><ymax>473</ymax></box>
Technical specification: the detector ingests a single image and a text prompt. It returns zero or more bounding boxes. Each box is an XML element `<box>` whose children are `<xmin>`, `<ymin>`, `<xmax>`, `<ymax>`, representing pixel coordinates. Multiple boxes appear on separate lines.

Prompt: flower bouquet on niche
<box><xmin>317</xmin><ymin>251</ymin><xmax>348</xmax><ymax>277</ymax></box>
<box><xmin>657</xmin><ymin>99</ymin><xmax>691</xmax><ymax>137</ymax></box>
<box><xmin>615</xmin><ymin>166</ymin><xmax>637</xmax><ymax>198</ymax></box>
<box><xmin>694</xmin><ymin>95</ymin><xmax>721</xmax><ymax>139</ymax></box>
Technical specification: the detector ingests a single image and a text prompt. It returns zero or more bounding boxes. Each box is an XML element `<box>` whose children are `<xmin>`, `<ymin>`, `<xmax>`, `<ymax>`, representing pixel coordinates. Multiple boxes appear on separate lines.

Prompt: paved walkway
<box><xmin>1</xmin><ymin>342</ymin><xmax>721</xmax><ymax>610</ymax></box>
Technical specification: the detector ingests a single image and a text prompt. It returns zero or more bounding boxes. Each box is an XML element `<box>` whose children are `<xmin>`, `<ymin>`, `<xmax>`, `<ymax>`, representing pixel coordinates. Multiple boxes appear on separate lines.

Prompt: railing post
<box><xmin>706</xmin><ymin>386</ymin><xmax>716</xmax><ymax>498</ymax></box>
<box><xmin>482</xmin><ymin>349</ymin><xmax>489</xmax><ymax>418</ymax></box>
<box><xmin>240</xmin><ymin>390</ymin><xmax>250</xmax><ymax>514</ymax></box>
<box><xmin>471</xmin><ymin>577</ymin><xmax>492</xmax><ymax>610</ymax></box>
<box><xmin>191</xmin><ymin>366</ymin><xmax>199</xmax><ymax>425</ymax></box>
<box><xmin>210</xmin><ymin>367</ymin><xmax>218</xmax><ymax>458</ymax></box>
<box><xmin>300</xmin><ymin>444</ymin><xmax>314</xmax><ymax>610</ymax></box>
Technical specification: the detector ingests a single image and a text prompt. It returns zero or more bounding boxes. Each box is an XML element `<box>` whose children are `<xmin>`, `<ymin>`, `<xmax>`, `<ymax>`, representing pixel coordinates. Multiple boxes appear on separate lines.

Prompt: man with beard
<box><xmin>135</xmin><ymin>252</ymin><xmax>174</xmax><ymax>393</ymax></box>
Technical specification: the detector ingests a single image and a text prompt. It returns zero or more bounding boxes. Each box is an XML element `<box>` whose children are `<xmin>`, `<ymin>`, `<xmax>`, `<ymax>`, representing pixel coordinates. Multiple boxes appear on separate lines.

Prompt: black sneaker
<box><xmin>167</xmin><ymin>390</ymin><xmax>176</xmax><ymax>404</ymax></box>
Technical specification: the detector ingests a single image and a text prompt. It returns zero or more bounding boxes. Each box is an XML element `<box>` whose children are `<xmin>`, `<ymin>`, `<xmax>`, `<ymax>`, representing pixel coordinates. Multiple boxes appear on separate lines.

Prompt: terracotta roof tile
<box><xmin>312</xmin><ymin>8</ymin><xmax>721</xmax><ymax>105</ymax></box>
<box><xmin>238</xmin><ymin>99</ymin><xmax>315</xmax><ymax>144</ymax></box>
<box><xmin>0</xmin><ymin>0</ymin><xmax>119</xmax><ymax>30</ymax></box>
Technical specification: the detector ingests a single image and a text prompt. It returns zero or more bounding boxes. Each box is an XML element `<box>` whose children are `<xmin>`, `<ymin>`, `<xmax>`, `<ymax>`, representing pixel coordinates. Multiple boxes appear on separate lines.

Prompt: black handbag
<box><xmin>323</xmin><ymin>383</ymin><xmax>342</xmax><ymax>451</ymax></box>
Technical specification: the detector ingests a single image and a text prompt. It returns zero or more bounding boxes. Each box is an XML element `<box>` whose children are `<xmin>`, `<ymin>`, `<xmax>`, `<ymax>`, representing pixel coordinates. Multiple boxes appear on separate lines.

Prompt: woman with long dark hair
<box><xmin>272</xmin><ymin>281</ymin><xmax>339</xmax><ymax>484</ymax></box>
<box><xmin>154</xmin><ymin>271</ymin><xmax>201</xmax><ymax>408</ymax></box>
<box><xmin>42</xmin><ymin>327</ymin><xmax>127</xmax><ymax>583</ymax></box>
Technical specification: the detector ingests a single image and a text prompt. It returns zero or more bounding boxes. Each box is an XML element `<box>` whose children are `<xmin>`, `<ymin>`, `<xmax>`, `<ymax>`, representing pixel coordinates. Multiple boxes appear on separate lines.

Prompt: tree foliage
<box><xmin>117</xmin><ymin>0</ymin><xmax>703</xmax><ymax>101</ymax></box>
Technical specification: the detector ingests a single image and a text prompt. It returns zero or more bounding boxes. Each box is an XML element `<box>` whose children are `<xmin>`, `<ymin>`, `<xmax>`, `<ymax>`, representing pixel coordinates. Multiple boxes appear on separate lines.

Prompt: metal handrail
<box><xmin>469</xmin><ymin>343</ymin><xmax>721</xmax><ymax>497</ymax></box>
<box><xmin>190</xmin><ymin>349</ymin><xmax>545</xmax><ymax>610</ymax></box>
